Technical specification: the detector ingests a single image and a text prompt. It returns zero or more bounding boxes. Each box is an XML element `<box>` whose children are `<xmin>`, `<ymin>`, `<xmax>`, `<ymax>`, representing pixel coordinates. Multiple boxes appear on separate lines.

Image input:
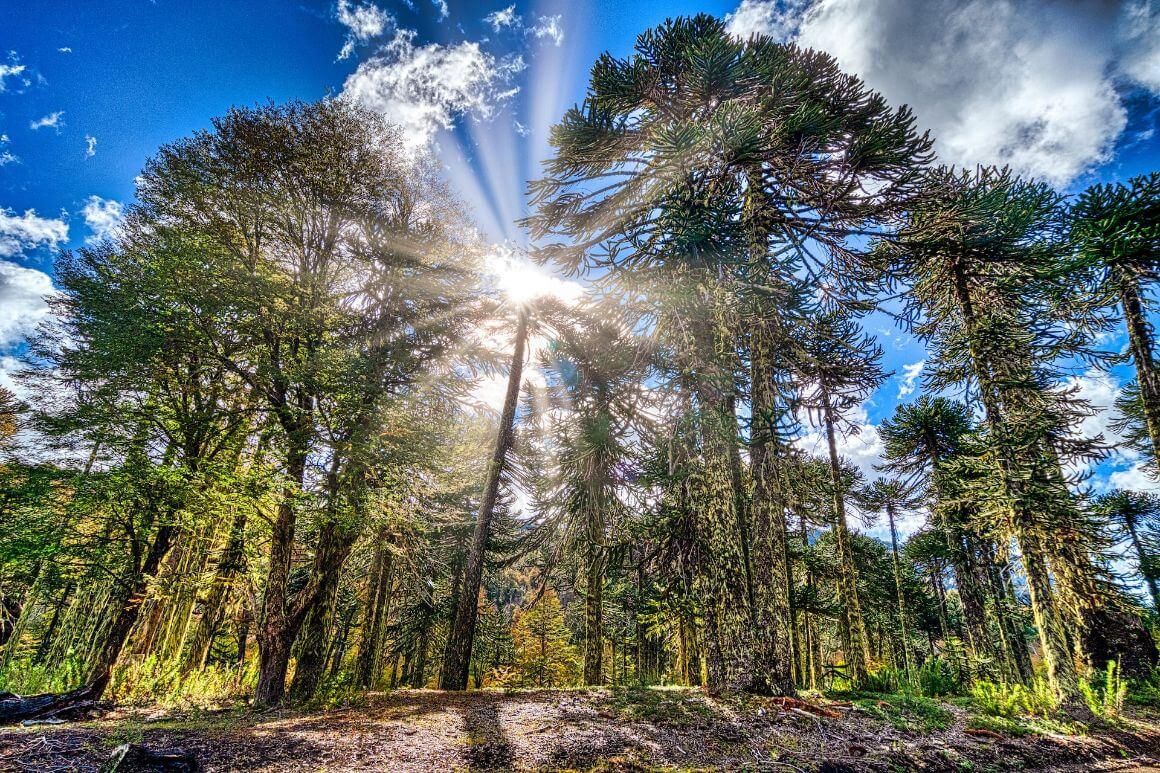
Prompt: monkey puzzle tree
<box><xmin>1069</xmin><ymin>173</ymin><xmax>1160</xmax><ymax>474</ymax></box>
<box><xmin>1095</xmin><ymin>489</ymin><xmax>1160</xmax><ymax>610</ymax></box>
<box><xmin>787</xmin><ymin>309</ymin><xmax>885</xmax><ymax>683</ymax></box>
<box><xmin>526</xmin><ymin>13</ymin><xmax>930</xmax><ymax>694</ymax></box>
<box><xmin>532</xmin><ymin>304</ymin><xmax>648</xmax><ymax>685</ymax></box>
<box><xmin>859</xmin><ymin>477</ymin><xmax>922</xmax><ymax>676</ymax></box>
<box><xmin>879</xmin><ymin>166</ymin><xmax>1149</xmax><ymax>697</ymax></box>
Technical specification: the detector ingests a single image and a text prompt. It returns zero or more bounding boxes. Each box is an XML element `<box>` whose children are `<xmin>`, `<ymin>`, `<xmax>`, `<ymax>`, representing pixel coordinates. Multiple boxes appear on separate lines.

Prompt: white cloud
<box><xmin>30</xmin><ymin>111</ymin><xmax>64</xmax><ymax>131</ymax></box>
<box><xmin>342</xmin><ymin>29</ymin><xmax>525</xmax><ymax>150</ymax></box>
<box><xmin>431</xmin><ymin>0</ymin><xmax>449</xmax><ymax>20</ymax></box>
<box><xmin>726</xmin><ymin>0</ymin><xmax>810</xmax><ymax>41</ymax></box>
<box><xmin>485</xmin><ymin>5</ymin><xmax>519</xmax><ymax>30</ymax></box>
<box><xmin>1119</xmin><ymin>0</ymin><xmax>1160</xmax><ymax>91</ymax></box>
<box><xmin>482</xmin><ymin>7</ymin><xmax>563</xmax><ymax>46</ymax></box>
<box><xmin>1064</xmin><ymin>368</ymin><xmax>1158</xmax><ymax>493</ymax></box>
<box><xmin>725</xmin><ymin>0</ymin><xmax>1160</xmax><ymax>187</ymax></box>
<box><xmin>58</xmin><ymin>46</ymin><xmax>72</xmax><ymax>54</ymax></box>
<box><xmin>897</xmin><ymin>359</ymin><xmax>924</xmax><ymax>398</ymax></box>
<box><xmin>526</xmin><ymin>15</ymin><xmax>564</xmax><ymax>47</ymax></box>
<box><xmin>0</xmin><ymin>208</ymin><xmax>68</xmax><ymax>258</ymax></box>
<box><xmin>513</xmin><ymin>119</ymin><xmax>530</xmax><ymax>137</ymax></box>
<box><xmin>0</xmin><ymin>135</ymin><xmax>15</xmax><ymax>167</ymax></box>
<box><xmin>0</xmin><ymin>260</ymin><xmax>53</xmax><ymax>349</ymax></box>
<box><xmin>0</xmin><ymin>57</ymin><xmax>26</xmax><ymax>92</ymax></box>
<box><xmin>1109</xmin><ymin>461</ymin><xmax>1158</xmax><ymax>493</ymax></box>
<box><xmin>84</xmin><ymin>135</ymin><xmax>97</xmax><ymax>158</ymax></box>
<box><xmin>81</xmin><ymin>195</ymin><xmax>124</xmax><ymax>243</ymax></box>
<box><xmin>335</xmin><ymin>0</ymin><xmax>393</xmax><ymax>60</ymax></box>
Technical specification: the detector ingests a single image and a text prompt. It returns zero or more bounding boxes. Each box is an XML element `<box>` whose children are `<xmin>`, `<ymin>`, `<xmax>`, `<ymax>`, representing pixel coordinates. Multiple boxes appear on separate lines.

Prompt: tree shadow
<box><xmin>461</xmin><ymin>694</ymin><xmax>516</xmax><ymax>771</ymax></box>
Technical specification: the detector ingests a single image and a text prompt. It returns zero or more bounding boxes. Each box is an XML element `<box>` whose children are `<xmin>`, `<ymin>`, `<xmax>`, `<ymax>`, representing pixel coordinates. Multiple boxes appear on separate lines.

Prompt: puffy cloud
<box><xmin>335</xmin><ymin>0</ymin><xmax>393</xmax><ymax>60</ymax></box>
<box><xmin>726</xmin><ymin>0</ymin><xmax>810</xmax><ymax>41</ymax></box>
<box><xmin>0</xmin><ymin>208</ymin><xmax>68</xmax><ymax>258</ymax></box>
<box><xmin>81</xmin><ymin>195</ymin><xmax>124</xmax><ymax>243</ymax></box>
<box><xmin>1064</xmin><ymin>368</ymin><xmax>1158</xmax><ymax>493</ymax></box>
<box><xmin>84</xmin><ymin>135</ymin><xmax>97</xmax><ymax>158</ymax></box>
<box><xmin>431</xmin><ymin>0</ymin><xmax>449</xmax><ymax>20</ymax></box>
<box><xmin>29</xmin><ymin>111</ymin><xmax>64</xmax><ymax>131</ymax></box>
<box><xmin>725</xmin><ymin>0</ymin><xmax>1160</xmax><ymax>187</ymax></box>
<box><xmin>485</xmin><ymin>4</ymin><xmax>519</xmax><ymax>31</ymax></box>
<box><xmin>342</xmin><ymin>29</ymin><xmax>525</xmax><ymax>150</ymax></box>
<box><xmin>0</xmin><ymin>260</ymin><xmax>53</xmax><ymax>349</ymax></box>
<box><xmin>897</xmin><ymin>359</ymin><xmax>924</xmax><ymax>398</ymax></box>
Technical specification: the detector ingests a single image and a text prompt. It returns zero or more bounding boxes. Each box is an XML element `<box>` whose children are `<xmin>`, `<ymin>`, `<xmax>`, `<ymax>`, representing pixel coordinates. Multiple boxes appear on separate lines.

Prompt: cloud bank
<box><xmin>726</xmin><ymin>0</ymin><xmax>1160</xmax><ymax>186</ymax></box>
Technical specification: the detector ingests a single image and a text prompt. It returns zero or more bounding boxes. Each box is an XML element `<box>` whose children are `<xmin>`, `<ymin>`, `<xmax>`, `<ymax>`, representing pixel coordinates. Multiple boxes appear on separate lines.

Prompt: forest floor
<box><xmin>2</xmin><ymin>686</ymin><xmax>1160</xmax><ymax>772</ymax></box>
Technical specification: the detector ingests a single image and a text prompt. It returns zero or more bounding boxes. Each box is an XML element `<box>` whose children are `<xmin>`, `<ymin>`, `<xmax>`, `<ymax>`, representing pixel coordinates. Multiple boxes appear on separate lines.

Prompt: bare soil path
<box><xmin>2</xmin><ymin>687</ymin><xmax>1159</xmax><ymax>771</ymax></box>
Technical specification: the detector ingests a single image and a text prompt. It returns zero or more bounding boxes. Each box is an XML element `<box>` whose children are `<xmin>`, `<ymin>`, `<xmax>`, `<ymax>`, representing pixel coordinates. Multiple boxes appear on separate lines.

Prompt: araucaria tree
<box><xmin>525</xmin><ymin>14</ymin><xmax>930</xmax><ymax>694</ymax></box>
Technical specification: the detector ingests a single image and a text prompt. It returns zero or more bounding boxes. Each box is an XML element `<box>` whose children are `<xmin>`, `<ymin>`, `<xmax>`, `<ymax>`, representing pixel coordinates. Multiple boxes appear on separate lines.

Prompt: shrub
<box><xmin>1079</xmin><ymin>660</ymin><xmax>1127</xmax><ymax>722</ymax></box>
<box><xmin>917</xmin><ymin>658</ymin><xmax>962</xmax><ymax>697</ymax></box>
<box><xmin>970</xmin><ymin>678</ymin><xmax>1057</xmax><ymax>719</ymax></box>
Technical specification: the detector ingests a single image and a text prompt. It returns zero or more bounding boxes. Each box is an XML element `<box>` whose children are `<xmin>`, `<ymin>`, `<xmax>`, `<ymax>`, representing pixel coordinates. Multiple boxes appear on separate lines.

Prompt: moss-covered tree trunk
<box><xmin>183</xmin><ymin>507</ymin><xmax>248</xmax><ymax>673</ymax></box>
<box><xmin>821</xmin><ymin>391</ymin><xmax>871</xmax><ymax>683</ymax></box>
<box><xmin>583</xmin><ymin>552</ymin><xmax>604</xmax><ymax>685</ymax></box>
<box><xmin>1119</xmin><ymin>269</ymin><xmax>1160</xmax><ymax>472</ymax></box>
<box><xmin>749</xmin><ymin>322</ymin><xmax>794</xmax><ymax>695</ymax></box>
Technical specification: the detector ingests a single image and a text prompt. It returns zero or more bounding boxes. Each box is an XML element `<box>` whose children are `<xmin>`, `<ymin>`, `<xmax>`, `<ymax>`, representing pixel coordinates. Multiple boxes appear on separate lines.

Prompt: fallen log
<box><xmin>0</xmin><ymin>682</ymin><xmax>104</xmax><ymax>725</ymax></box>
<box><xmin>964</xmin><ymin>728</ymin><xmax>1005</xmax><ymax>741</ymax></box>
<box><xmin>769</xmin><ymin>696</ymin><xmax>842</xmax><ymax>719</ymax></box>
<box><xmin>107</xmin><ymin>743</ymin><xmax>202</xmax><ymax>772</ymax></box>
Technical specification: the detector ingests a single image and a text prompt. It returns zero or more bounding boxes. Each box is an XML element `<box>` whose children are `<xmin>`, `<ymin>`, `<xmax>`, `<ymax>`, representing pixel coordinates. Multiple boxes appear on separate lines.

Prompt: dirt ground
<box><xmin>2</xmin><ymin>687</ymin><xmax>1160</xmax><ymax>772</ymax></box>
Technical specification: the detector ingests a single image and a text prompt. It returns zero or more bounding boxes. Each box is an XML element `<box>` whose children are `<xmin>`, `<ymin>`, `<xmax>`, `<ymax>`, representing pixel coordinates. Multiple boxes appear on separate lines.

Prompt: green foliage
<box><xmin>503</xmin><ymin>590</ymin><xmax>580</xmax><ymax>688</ymax></box>
<box><xmin>108</xmin><ymin>656</ymin><xmax>256</xmax><ymax>709</ymax></box>
<box><xmin>970</xmin><ymin>679</ymin><xmax>1057</xmax><ymax>719</ymax></box>
<box><xmin>917</xmin><ymin>658</ymin><xmax>964</xmax><ymax>698</ymax></box>
<box><xmin>0</xmin><ymin>655</ymin><xmax>87</xmax><ymax>694</ymax></box>
<box><xmin>1079</xmin><ymin>660</ymin><xmax>1128</xmax><ymax>722</ymax></box>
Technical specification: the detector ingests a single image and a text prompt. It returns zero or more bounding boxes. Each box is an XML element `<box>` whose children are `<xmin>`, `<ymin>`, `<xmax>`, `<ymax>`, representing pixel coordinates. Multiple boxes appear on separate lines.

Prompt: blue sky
<box><xmin>1</xmin><ymin>0</ymin><xmax>1159</xmax><ymax>535</ymax></box>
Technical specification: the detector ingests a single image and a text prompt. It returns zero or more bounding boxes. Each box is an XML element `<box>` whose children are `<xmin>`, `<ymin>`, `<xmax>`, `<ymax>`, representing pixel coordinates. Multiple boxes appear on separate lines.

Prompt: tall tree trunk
<box><xmin>287</xmin><ymin>522</ymin><xmax>357</xmax><ymax>703</ymax></box>
<box><xmin>583</xmin><ymin>552</ymin><xmax>604</xmax><ymax>685</ymax></box>
<box><xmin>1120</xmin><ymin>270</ymin><xmax>1160</xmax><ymax>472</ymax></box>
<box><xmin>885</xmin><ymin>503</ymin><xmax>911</xmax><ymax>677</ymax></box>
<box><xmin>183</xmin><ymin>507</ymin><xmax>248</xmax><ymax>673</ymax></box>
<box><xmin>821</xmin><ymin>391</ymin><xmax>871</xmax><ymax>683</ymax></box>
<box><xmin>748</xmin><ymin>323</ymin><xmax>794</xmax><ymax>695</ymax></box>
<box><xmin>254</xmin><ymin>438</ymin><xmax>308</xmax><ymax>707</ymax></box>
<box><xmin>355</xmin><ymin>531</ymin><xmax>395</xmax><ymax>689</ymax></box>
<box><xmin>440</xmin><ymin>308</ymin><xmax>528</xmax><ymax>690</ymax></box>
<box><xmin>88</xmin><ymin>523</ymin><xmax>178</xmax><ymax>697</ymax></box>
<box><xmin>950</xmin><ymin>263</ymin><xmax>1078</xmax><ymax>699</ymax></box>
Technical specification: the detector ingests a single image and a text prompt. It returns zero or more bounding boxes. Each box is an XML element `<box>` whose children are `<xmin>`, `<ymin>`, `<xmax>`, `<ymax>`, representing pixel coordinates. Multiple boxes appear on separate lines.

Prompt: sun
<box><xmin>486</xmin><ymin>247</ymin><xmax>585</xmax><ymax>306</ymax></box>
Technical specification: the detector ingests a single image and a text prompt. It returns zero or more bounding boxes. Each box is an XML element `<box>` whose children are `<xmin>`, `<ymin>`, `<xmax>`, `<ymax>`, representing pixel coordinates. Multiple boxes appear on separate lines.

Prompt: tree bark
<box><xmin>439</xmin><ymin>307</ymin><xmax>528</xmax><ymax>690</ymax></box>
<box><xmin>583</xmin><ymin>552</ymin><xmax>604</xmax><ymax>685</ymax></box>
<box><xmin>821</xmin><ymin>391</ymin><xmax>871</xmax><ymax>683</ymax></box>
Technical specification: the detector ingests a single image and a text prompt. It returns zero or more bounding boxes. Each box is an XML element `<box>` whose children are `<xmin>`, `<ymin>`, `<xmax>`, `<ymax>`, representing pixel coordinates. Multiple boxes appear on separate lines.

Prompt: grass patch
<box><xmin>966</xmin><ymin>712</ymin><xmax>1083</xmax><ymax>738</ymax></box>
<box><xmin>598</xmin><ymin>687</ymin><xmax>716</xmax><ymax>727</ymax></box>
<box><xmin>849</xmin><ymin>693</ymin><xmax>952</xmax><ymax>733</ymax></box>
